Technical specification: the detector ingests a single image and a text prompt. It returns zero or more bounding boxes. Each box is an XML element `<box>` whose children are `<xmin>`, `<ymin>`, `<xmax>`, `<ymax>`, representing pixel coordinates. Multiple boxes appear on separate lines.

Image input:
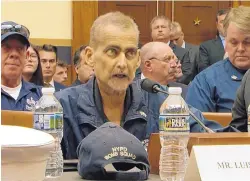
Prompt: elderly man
<box><xmin>55</xmin><ymin>12</ymin><xmax>222</xmax><ymax>159</ymax></box>
<box><xmin>139</xmin><ymin>42</ymin><xmax>188</xmax><ymax>98</ymax></box>
<box><xmin>186</xmin><ymin>6</ymin><xmax>250</xmax><ymax>113</ymax></box>
<box><xmin>71</xmin><ymin>45</ymin><xmax>94</xmax><ymax>86</ymax></box>
<box><xmin>1</xmin><ymin>21</ymin><xmax>42</xmax><ymax>111</ymax></box>
<box><xmin>150</xmin><ymin>15</ymin><xmax>193</xmax><ymax>84</ymax></box>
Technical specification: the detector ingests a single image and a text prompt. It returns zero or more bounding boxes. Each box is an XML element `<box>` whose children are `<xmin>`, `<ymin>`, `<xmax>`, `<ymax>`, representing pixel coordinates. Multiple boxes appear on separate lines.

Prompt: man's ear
<box><xmin>136</xmin><ymin>49</ymin><xmax>141</xmax><ymax>69</ymax></box>
<box><xmin>84</xmin><ymin>46</ymin><xmax>95</xmax><ymax>67</ymax></box>
<box><xmin>145</xmin><ymin>60</ymin><xmax>153</xmax><ymax>72</ymax></box>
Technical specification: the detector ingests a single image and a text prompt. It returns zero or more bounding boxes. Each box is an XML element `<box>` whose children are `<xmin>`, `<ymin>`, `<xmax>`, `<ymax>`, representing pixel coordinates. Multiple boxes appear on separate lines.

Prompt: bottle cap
<box><xmin>168</xmin><ymin>87</ymin><xmax>182</xmax><ymax>94</ymax></box>
<box><xmin>41</xmin><ymin>87</ymin><xmax>55</xmax><ymax>94</ymax></box>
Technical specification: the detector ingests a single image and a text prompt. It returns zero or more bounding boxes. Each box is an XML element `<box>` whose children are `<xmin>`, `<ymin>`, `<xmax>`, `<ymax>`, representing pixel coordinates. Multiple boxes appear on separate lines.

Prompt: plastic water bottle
<box><xmin>159</xmin><ymin>87</ymin><xmax>190</xmax><ymax>181</ymax></box>
<box><xmin>248</xmin><ymin>104</ymin><xmax>250</xmax><ymax>132</ymax></box>
<box><xmin>33</xmin><ymin>87</ymin><xmax>63</xmax><ymax>178</ymax></box>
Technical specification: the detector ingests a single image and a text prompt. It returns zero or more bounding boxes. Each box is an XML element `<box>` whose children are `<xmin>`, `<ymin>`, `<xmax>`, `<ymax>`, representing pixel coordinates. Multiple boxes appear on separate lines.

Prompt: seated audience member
<box><xmin>1</xmin><ymin>21</ymin><xmax>42</xmax><ymax>111</ymax></box>
<box><xmin>22</xmin><ymin>44</ymin><xmax>44</xmax><ymax>86</ymax></box>
<box><xmin>38</xmin><ymin>44</ymin><xmax>66</xmax><ymax>91</ymax></box>
<box><xmin>53</xmin><ymin>59</ymin><xmax>68</xmax><ymax>84</ymax></box>
<box><xmin>198</xmin><ymin>9</ymin><xmax>229</xmax><ymax>72</ymax></box>
<box><xmin>186</xmin><ymin>6</ymin><xmax>250</xmax><ymax>112</ymax></box>
<box><xmin>139</xmin><ymin>42</ymin><xmax>188</xmax><ymax>98</ymax></box>
<box><xmin>229</xmin><ymin>69</ymin><xmax>250</xmax><ymax>132</ymax></box>
<box><xmin>55</xmin><ymin>12</ymin><xmax>222</xmax><ymax>159</ymax></box>
<box><xmin>150</xmin><ymin>15</ymin><xmax>193</xmax><ymax>85</ymax></box>
<box><xmin>170</xmin><ymin>21</ymin><xmax>199</xmax><ymax>78</ymax></box>
<box><xmin>71</xmin><ymin>45</ymin><xmax>94</xmax><ymax>86</ymax></box>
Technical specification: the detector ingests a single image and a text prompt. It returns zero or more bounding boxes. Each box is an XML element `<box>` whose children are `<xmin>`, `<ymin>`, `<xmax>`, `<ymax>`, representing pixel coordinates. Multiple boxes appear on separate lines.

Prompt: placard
<box><xmin>184</xmin><ymin>145</ymin><xmax>250</xmax><ymax>181</ymax></box>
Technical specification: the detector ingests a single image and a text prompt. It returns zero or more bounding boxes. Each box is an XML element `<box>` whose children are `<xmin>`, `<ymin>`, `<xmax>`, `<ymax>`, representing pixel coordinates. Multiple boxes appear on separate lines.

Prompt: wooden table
<box><xmin>45</xmin><ymin>172</ymin><xmax>161</xmax><ymax>181</ymax></box>
<box><xmin>148</xmin><ymin>132</ymin><xmax>250</xmax><ymax>174</ymax></box>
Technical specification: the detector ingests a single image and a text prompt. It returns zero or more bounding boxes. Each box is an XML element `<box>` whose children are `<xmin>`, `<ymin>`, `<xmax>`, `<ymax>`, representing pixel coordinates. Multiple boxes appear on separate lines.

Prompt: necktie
<box><xmin>44</xmin><ymin>82</ymin><xmax>52</xmax><ymax>87</ymax></box>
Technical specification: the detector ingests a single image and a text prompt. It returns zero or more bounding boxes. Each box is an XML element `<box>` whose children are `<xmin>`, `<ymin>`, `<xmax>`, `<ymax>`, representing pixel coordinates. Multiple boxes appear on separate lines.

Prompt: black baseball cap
<box><xmin>1</xmin><ymin>21</ymin><xmax>30</xmax><ymax>46</ymax></box>
<box><xmin>77</xmin><ymin>122</ymin><xmax>150</xmax><ymax>180</ymax></box>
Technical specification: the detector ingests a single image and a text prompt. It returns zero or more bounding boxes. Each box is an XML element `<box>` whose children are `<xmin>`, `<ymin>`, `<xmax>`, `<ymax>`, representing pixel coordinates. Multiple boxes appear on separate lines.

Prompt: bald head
<box><xmin>140</xmin><ymin>42</ymin><xmax>173</xmax><ymax>63</ymax></box>
<box><xmin>140</xmin><ymin>42</ymin><xmax>179</xmax><ymax>85</ymax></box>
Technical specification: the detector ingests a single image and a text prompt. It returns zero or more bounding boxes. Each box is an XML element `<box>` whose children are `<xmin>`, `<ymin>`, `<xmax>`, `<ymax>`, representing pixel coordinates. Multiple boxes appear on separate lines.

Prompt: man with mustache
<box><xmin>1</xmin><ymin>21</ymin><xmax>42</xmax><ymax>111</ymax></box>
<box><xmin>186</xmin><ymin>6</ymin><xmax>250</xmax><ymax>113</ymax></box>
<box><xmin>55</xmin><ymin>12</ymin><xmax>222</xmax><ymax>159</ymax></box>
<box><xmin>139</xmin><ymin>42</ymin><xmax>188</xmax><ymax>98</ymax></box>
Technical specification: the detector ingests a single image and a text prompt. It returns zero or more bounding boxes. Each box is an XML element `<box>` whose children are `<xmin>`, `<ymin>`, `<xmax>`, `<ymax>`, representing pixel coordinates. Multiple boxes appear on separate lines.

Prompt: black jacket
<box><xmin>198</xmin><ymin>36</ymin><xmax>225</xmax><ymax>73</ymax></box>
<box><xmin>169</xmin><ymin>43</ymin><xmax>193</xmax><ymax>85</ymax></box>
<box><xmin>230</xmin><ymin>69</ymin><xmax>250</xmax><ymax>132</ymax></box>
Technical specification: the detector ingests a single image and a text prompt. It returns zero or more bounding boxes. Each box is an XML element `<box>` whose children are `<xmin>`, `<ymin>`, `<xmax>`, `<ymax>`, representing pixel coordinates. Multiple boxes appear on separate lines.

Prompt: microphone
<box><xmin>141</xmin><ymin>78</ymin><xmax>214</xmax><ymax>133</ymax></box>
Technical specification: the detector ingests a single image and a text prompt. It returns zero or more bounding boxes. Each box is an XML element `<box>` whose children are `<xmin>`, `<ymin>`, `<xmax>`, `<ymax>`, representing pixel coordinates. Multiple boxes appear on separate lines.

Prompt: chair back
<box><xmin>202</xmin><ymin>112</ymin><xmax>232</xmax><ymax>126</ymax></box>
<box><xmin>1</xmin><ymin>110</ymin><xmax>33</xmax><ymax>128</ymax></box>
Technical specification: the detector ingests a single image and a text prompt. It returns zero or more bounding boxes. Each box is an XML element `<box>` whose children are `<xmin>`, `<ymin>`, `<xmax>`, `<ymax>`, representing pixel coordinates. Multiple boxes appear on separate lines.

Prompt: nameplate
<box><xmin>184</xmin><ymin>145</ymin><xmax>250</xmax><ymax>181</ymax></box>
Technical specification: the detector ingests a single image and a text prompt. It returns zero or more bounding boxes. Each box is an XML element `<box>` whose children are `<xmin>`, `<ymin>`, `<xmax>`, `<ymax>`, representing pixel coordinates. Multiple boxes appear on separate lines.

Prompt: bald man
<box><xmin>139</xmin><ymin>42</ymin><xmax>188</xmax><ymax>98</ymax></box>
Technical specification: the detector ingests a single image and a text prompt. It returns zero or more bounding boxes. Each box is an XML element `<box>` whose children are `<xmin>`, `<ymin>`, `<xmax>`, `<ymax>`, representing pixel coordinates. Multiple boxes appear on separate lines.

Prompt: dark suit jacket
<box><xmin>229</xmin><ymin>69</ymin><xmax>250</xmax><ymax>132</ymax></box>
<box><xmin>198</xmin><ymin>36</ymin><xmax>225</xmax><ymax>73</ymax></box>
<box><xmin>169</xmin><ymin>43</ymin><xmax>193</xmax><ymax>85</ymax></box>
<box><xmin>54</xmin><ymin>81</ymin><xmax>67</xmax><ymax>92</ymax></box>
<box><xmin>185</xmin><ymin>42</ymin><xmax>199</xmax><ymax>78</ymax></box>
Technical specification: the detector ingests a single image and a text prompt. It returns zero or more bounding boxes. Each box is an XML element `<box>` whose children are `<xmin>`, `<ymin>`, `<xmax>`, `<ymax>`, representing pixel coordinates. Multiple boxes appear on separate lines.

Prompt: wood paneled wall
<box><xmin>71</xmin><ymin>1</ymin><xmax>98</xmax><ymax>82</ymax></box>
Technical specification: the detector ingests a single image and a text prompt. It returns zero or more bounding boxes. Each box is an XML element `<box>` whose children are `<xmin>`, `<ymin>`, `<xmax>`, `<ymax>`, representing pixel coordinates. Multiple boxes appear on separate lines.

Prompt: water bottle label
<box><xmin>159</xmin><ymin>115</ymin><xmax>190</xmax><ymax>132</ymax></box>
<box><xmin>34</xmin><ymin>113</ymin><xmax>63</xmax><ymax>130</ymax></box>
<box><xmin>55</xmin><ymin>113</ymin><xmax>63</xmax><ymax>129</ymax></box>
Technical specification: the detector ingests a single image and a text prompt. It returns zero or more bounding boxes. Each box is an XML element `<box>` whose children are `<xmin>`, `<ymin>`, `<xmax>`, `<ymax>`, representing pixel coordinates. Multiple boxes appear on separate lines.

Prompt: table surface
<box><xmin>45</xmin><ymin>172</ymin><xmax>161</xmax><ymax>181</ymax></box>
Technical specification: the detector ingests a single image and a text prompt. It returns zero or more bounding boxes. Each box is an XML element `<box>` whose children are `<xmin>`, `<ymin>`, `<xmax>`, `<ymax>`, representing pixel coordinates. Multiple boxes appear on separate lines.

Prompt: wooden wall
<box><xmin>70</xmin><ymin>0</ymin><xmax>247</xmax><ymax>84</ymax></box>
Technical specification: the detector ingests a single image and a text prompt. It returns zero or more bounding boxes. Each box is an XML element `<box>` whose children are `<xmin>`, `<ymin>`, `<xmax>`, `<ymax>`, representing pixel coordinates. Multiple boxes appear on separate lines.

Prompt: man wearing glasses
<box><xmin>139</xmin><ymin>42</ymin><xmax>188</xmax><ymax>98</ymax></box>
<box><xmin>1</xmin><ymin>21</ymin><xmax>42</xmax><ymax>111</ymax></box>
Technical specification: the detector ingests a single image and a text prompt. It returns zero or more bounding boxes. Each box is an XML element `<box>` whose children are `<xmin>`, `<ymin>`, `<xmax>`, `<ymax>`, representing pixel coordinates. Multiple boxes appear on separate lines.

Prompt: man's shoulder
<box><xmin>22</xmin><ymin>80</ymin><xmax>42</xmax><ymax>94</ymax></box>
<box><xmin>54</xmin><ymin>81</ymin><xmax>67</xmax><ymax>91</ymax></box>
<box><xmin>200</xmin><ymin>37</ymin><xmax>220</xmax><ymax>48</ymax></box>
<box><xmin>196</xmin><ymin>60</ymin><xmax>227</xmax><ymax>80</ymax></box>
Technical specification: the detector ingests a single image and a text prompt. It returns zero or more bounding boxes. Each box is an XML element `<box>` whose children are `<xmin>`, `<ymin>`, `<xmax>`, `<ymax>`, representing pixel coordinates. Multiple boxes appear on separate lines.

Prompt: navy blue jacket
<box><xmin>186</xmin><ymin>59</ymin><xmax>246</xmax><ymax>112</ymax></box>
<box><xmin>1</xmin><ymin>80</ymin><xmax>42</xmax><ymax>111</ymax></box>
<box><xmin>55</xmin><ymin>77</ymin><xmax>222</xmax><ymax>159</ymax></box>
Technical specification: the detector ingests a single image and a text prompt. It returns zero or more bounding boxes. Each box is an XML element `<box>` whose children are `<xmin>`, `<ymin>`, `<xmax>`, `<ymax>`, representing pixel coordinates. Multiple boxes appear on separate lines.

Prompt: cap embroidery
<box><xmin>104</xmin><ymin>147</ymin><xmax>136</xmax><ymax>160</ymax></box>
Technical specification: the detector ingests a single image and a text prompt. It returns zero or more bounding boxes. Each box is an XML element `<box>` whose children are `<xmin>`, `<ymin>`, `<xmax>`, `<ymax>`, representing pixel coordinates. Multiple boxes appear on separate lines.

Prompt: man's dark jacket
<box><xmin>55</xmin><ymin>77</ymin><xmax>222</xmax><ymax>159</ymax></box>
<box><xmin>169</xmin><ymin>43</ymin><xmax>193</xmax><ymax>84</ymax></box>
<box><xmin>229</xmin><ymin>69</ymin><xmax>250</xmax><ymax>132</ymax></box>
<box><xmin>198</xmin><ymin>36</ymin><xmax>225</xmax><ymax>73</ymax></box>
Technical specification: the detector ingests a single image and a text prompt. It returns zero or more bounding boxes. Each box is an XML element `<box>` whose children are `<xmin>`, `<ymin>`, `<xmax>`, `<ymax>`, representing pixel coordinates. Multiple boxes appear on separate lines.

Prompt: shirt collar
<box><xmin>141</xmin><ymin>73</ymin><xmax>145</xmax><ymax>80</ymax></box>
<box><xmin>181</xmin><ymin>41</ymin><xmax>185</xmax><ymax>49</ymax></box>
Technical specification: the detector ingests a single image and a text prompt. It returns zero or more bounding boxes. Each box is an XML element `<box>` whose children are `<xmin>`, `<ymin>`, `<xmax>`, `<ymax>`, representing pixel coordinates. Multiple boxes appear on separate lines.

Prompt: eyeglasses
<box><xmin>1</xmin><ymin>24</ymin><xmax>30</xmax><ymax>38</ymax></box>
<box><xmin>149</xmin><ymin>56</ymin><xmax>180</xmax><ymax>64</ymax></box>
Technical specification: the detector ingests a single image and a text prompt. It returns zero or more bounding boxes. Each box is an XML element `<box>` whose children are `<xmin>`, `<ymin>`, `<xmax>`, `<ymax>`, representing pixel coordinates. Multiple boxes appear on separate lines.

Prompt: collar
<box><xmin>141</xmin><ymin>73</ymin><xmax>145</xmax><ymax>80</ymax></box>
<box><xmin>1</xmin><ymin>80</ymin><xmax>40</xmax><ymax>100</ymax></box>
<box><xmin>224</xmin><ymin>58</ymin><xmax>247</xmax><ymax>81</ymax></box>
<box><xmin>181</xmin><ymin>41</ymin><xmax>185</xmax><ymax>49</ymax></box>
<box><xmin>93</xmin><ymin>78</ymin><xmax>132</xmax><ymax>124</ymax></box>
<box><xmin>219</xmin><ymin>35</ymin><xmax>225</xmax><ymax>41</ymax></box>
<box><xmin>49</xmin><ymin>79</ymin><xmax>55</xmax><ymax>87</ymax></box>
<box><xmin>166</xmin><ymin>41</ymin><xmax>170</xmax><ymax>46</ymax></box>
<box><xmin>76</xmin><ymin>77</ymin><xmax>147</xmax><ymax>127</ymax></box>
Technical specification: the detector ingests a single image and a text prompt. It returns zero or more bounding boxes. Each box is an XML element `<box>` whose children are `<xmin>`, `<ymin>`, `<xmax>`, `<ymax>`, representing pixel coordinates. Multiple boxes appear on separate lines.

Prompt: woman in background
<box><xmin>23</xmin><ymin>45</ymin><xmax>44</xmax><ymax>86</ymax></box>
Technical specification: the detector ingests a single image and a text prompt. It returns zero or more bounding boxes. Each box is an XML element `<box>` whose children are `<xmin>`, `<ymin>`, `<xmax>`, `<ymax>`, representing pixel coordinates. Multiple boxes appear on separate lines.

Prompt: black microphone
<box><xmin>141</xmin><ymin>78</ymin><xmax>214</xmax><ymax>133</ymax></box>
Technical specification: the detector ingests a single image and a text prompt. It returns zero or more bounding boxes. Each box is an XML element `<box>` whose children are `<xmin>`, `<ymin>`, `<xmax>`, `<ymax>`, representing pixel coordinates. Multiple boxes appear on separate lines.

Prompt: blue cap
<box><xmin>1</xmin><ymin>21</ymin><xmax>30</xmax><ymax>46</ymax></box>
<box><xmin>77</xmin><ymin>122</ymin><xmax>150</xmax><ymax>180</ymax></box>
